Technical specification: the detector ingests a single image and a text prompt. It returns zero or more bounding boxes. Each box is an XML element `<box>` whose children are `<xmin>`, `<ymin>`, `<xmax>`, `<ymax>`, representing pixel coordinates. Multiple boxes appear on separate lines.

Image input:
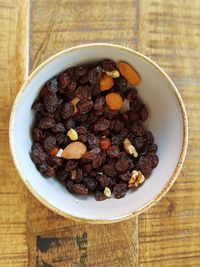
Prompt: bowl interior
<box><xmin>10</xmin><ymin>45</ymin><xmax>186</xmax><ymax>222</ymax></box>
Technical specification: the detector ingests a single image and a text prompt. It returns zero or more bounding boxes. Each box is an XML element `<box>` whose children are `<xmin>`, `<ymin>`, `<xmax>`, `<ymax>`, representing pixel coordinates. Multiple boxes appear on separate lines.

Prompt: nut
<box><xmin>104</xmin><ymin>187</ymin><xmax>111</xmax><ymax>198</ymax></box>
<box><xmin>70</xmin><ymin>170</ymin><xmax>77</xmax><ymax>180</ymax></box>
<box><xmin>71</xmin><ymin>97</ymin><xmax>80</xmax><ymax>114</ymax></box>
<box><xmin>56</xmin><ymin>148</ymin><xmax>64</xmax><ymax>157</ymax></box>
<box><xmin>105</xmin><ymin>70</ymin><xmax>120</xmax><ymax>78</ymax></box>
<box><xmin>67</xmin><ymin>128</ymin><xmax>78</xmax><ymax>141</ymax></box>
<box><xmin>61</xmin><ymin>141</ymin><xmax>87</xmax><ymax>160</ymax></box>
<box><xmin>123</xmin><ymin>138</ymin><xmax>138</xmax><ymax>157</ymax></box>
<box><xmin>128</xmin><ymin>170</ymin><xmax>145</xmax><ymax>188</ymax></box>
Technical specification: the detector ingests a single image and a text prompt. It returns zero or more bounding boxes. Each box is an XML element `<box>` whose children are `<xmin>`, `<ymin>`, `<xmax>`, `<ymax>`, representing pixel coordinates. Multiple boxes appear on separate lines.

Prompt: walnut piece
<box><xmin>67</xmin><ymin>128</ymin><xmax>78</xmax><ymax>141</ymax></box>
<box><xmin>123</xmin><ymin>138</ymin><xmax>138</xmax><ymax>157</ymax></box>
<box><xmin>128</xmin><ymin>170</ymin><xmax>145</xmax><ymax>188</ymax></box>
<box><xmin>104</xmin><ymin>186</ymin><xmax>111</xmax><ymax>198</ymax></box>
<box><xmin>105</xmin><ymin>70</ymin><xmax>120</xmax><ymax>78</ymax></box>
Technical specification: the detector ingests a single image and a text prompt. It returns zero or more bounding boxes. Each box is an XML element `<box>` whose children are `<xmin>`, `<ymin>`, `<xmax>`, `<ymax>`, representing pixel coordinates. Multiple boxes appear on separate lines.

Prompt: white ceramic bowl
<box><xmin>9</xmin><ymin>43</ymin><xmax>188</xmax><ymax>223</ymax></box>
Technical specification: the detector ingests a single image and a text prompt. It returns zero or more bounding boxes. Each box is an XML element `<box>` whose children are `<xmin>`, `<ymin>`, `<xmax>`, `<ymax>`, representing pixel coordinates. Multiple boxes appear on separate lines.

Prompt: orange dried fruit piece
<box><xmin>48</xmin><ymin>146</ymin><xmax>60</xmax><ymax>156</ymax></box>
<box><xmin>100</xmin><ymin>138</ymin><xmax>111</xmax><ymax>150</ymax></box>
<box><xmin>61</xmin><ymin>141</ymin><xmax>87</xmax><ymax>160</ymax></box>
<box><xmin>118</xmin><ymin>62</ymin><xmax>140</xmax><ymax>86</ymax></box>
<box><xmin>105</xmin><ymin>92</ymin><xmax>123</xmax><ymax>110</ymax></box>
<box><xmin>100</xmin><ymin>73</ymin><xmax>114</xmax><ymax>91</ymax></box>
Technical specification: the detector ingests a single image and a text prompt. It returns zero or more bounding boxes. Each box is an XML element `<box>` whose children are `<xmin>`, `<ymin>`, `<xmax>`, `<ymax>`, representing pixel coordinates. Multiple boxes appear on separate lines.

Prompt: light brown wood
<box><xmin>1</xmin><ymin>0</ymin><xmax>200</xmax><ymax>266</ymax></box>
<box><xmin>138</xmin><ymin>1</ymin><xmax>200</xmax><ymax>266</ymax></box>
<box><xmin>0</xmin><ymin>0</ymin><xmax>29</xmax><ymax>266</ymax></box>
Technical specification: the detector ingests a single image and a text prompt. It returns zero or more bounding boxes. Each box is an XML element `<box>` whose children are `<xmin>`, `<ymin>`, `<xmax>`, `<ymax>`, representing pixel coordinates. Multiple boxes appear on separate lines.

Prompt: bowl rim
<box><xmin>9</xmin><ymin>43</ymin><xmax>188</xmax><ymax>224</ymax></box>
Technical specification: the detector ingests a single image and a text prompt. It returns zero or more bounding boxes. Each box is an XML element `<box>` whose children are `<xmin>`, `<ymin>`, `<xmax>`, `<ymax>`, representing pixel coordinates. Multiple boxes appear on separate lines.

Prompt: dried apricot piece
<box><xmin>48</xmin><ymin>146</ymin><xmax>60</xmax><ymax>156</ymax></box>
<box><xmin>105</xmin><ymin>92</ymin><xmax>123</xmax><ymax>110</ymax></box>
<box><xmin>100</xmin><ymin>138</ymin><xmax>111</xmax><ymax>150</ymax></box>
<box><xmin>118</xmin><ymin>62</ymin><xmax>140</xmax><ymax>86</ymax></box>
<box><xmin>100</xmin><ymin>73</ymin><xmax>114</xmax><ymax>91</ymax></box>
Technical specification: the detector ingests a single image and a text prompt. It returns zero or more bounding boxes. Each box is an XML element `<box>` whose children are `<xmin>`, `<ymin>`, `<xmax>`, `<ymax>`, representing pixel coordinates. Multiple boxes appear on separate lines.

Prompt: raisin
<box><xmin>72</xmin><ymin>183</ymin><xmax>89</xmax><ymax>195</ymax></box>
<box><xmin>65</xmin><ymin>160</ymin><xmax>78</xmax><ymax>172</ymax></box>
<box><xmin>82</xmin><ymin>151</ymin><xmax>95</xmax><ymax>163</ymax></box>
<box><xmin>107</xmin><ymin>146</ymin><xmax>120</xmax><ymax>158</ymax></box>
<box><xmin>104</xmin><ymin>108</ymin><xmax>118</xmax><ymax>119</ymax></box>
<box><xmin>98</xmin><ymin>174</ymin><xmax>110</xmax><ymax>188</ymax></box>
<box><xmin>75</xmin><ymin>85</ymin><xmax>91</xmax><ymax>100</ymax></box>
<box><xmin>93</xmin><ymin>118</ymin><xmax>110</xmax><ymax>132</ymax></box>
<box><xmin>91</xmin><ymin>84</ymin><xmax>101</xmax><ymax>97</ymax></box>
<box><xmin>58</xmin><ymin>71</ymin><xmax>70</xmax><ymax>88</ymax></box>
<box><xmin>43</xmin><ymin>166</ymin><xmax>56</xmax><ymax>177</ymax></box>
<box><xmin>61</xmin><ymin>103</ymin><xmax>75</xmax><ymax>119</ymax></box>
<box><xmin>83</xmin><ymin>178</ymin><xmax>97</xmax><ymax>191</ymax></box>
<box><xmin>75</xmin><ymin>66</ymin><xmax>87</xmax><ymax>77</ymax></box>
<box><xmin>147</xmin><ymin>154</ymin><xmax>159</xmax><ymax>168</ymax></box>
<box><xmin>66</xmin><ymin>80</ymin><xmax>77</xmax><ymax>93</ymax></box>
<box><xmin>32</xmin><ymin>100</ymin><xmax>43</xmax><ymax>112</ymax></box>
<box><xmin>82</xmin><ymin>164</ymin><xmax>92</xmax><ymax>174</ymax></box>
<box><xmin>76</xmin><ymin>126</ymin><xmax>87</xmax><ymax>135</ymax></box>
<box><xmin>94</xmin><ymin>96</ymin><xmax>105</xmax><ymax>111</ymax></box>
<box><xmin>133</xmin><ymin>137</ymin><xmax>144</xmax><ymax>151</ymax></box>
<box><xmin>115</xmin><ymin>159</ymin><xmax>129</xmax><ymax>172</ymax></box>
<box><xmin>124</xmin><ymin>88</ymin><xmax>137</xmax><ymax>100</ymax></box>
<box><xmin>88</xmin><ymin>66</ymin><xmax>102</xmax><ymax>85</ymax></box>
<box><xmin>68</xmin><ymin>67</ymin><xmax>80</xmax><ymax>81</ymax></box>
<box><xmin>38</xmin><ymin>117</ymin><xmax>55</xmax><ymax>129</ymax></box>
<box><xmin>79</xmin><ymin>73</ymin><xmax>89</xmax><ymax>84</ymax></box>
<box><xmin>75</xmin><ymin>113</ymin><xmax>88</xmax><ymax>123</ymax></box>
<box><xmin>55</xmin><ymin>133</ymin><xmax>69</xmax><ymax>146</ymax></box>
<box><xmin>52</xmin><ymin>122</ymin><xmax>65</xmax><ymax>133</ymax></box>
<box><xmin>46</xmin><ymin>78</ymin><xmax>59</xmax><ymax>94</ymax></box>
<box><xmin>44</xmin><ymin>135</ymin><xmax>56</xmax><ymax>151</ymax></box>
<box><xmin>144</xmin><ymin>131</ymin><xmax>154</xmax><ymax>145</ymax></box>
<box><xmin>114</xmin><ymin>120</ymin><xmax>123</xmax><ymax>133</ymax></box>
<box><xmin>139</xmin><ymin>105</ymin><xmax>148</xmax><ymax>122</ymax></box>
<box><xmin>115</xmin><ymin>77</ymin><xmax>127</xmax><ymax>92</ymax></box>
<box><xmin>77</xmin><ymin>99</ymin><xmax>93</xmax><ymax>114</ymax></box>
<box><xmin>88</xmin><ymin>113</ymin><xmax>98</xmax><ymax>124</ymax></box>
<box><xmin>101</xmin><ymin>59</ymin><xmax>116</xmax><ymax>71</ymax></box>
<box><xmin>119</xmin><ymin>170</ymin><xmax>131</xmax><ymax>181</ymax></box>
<box><xmin>95</xmin><ymin>191</ymin><xmax>107</xmax><ymax>201</ymax></box>
<box><xmin>103</xmin><ymin>164</ymin><xmax>117</xmax><ymax>177</ymax></box>
<box><xmin>113</xmin><ymin>183</ymin><xmax>127</xmax><ymax>199</ymax></box>
<box><xmin>87</xmin><ymin>134</ymin><xmax>100</xmax><ymax>148</ymax></box>
<box><xmin>44</xmin><ymin>93</ymin><xmax>59</xmax><ymax>113</ymax></box>
<box><xmin>65</xmin><ymin>180</ymin><xmax>74</xmax><ymax>192</ymax></box>
<box><xmin>37</xmin><ymin>162</ymin><xmax>49</xmax><ymax>172</ymax></box>
<box><xmin>132</xmin><ymin>121</ymin><xmax>144</xmax><ymax>136</ymax></box>
<box><xmin>64</xmin><ymin>118</ymin><xmax>76</xmax><ymax>130</ymax></box>
<box><xmin>92</xmin><ymin>155</ymin><xmax>103</xmax><ymax>169</ymax></box>
<box><xmin>78</xmin><ymin>134</ymin><xmax>87</xmax><ymax>143</ymax></box>
<box><xmin>147</xmin><ymin>144</ymin><xmax>158</xmax><ymax>153</ymax></box>
<box><xmin>32</xmin><ymin>128</ymin><xmax>43</xmax><ymax>142</ymax></box>
<box><xmin>130</xmin><ymin>97</ymin><xmax>143</xmax><ymax>113</ymax></box>
<box><xmin>47</xmin><ymin>156</ymin><xmax>63</xmax><ymax>167</ymax></box>
<box><xmin>139</xmin><ymin>156</ymin><xmax>152</xmax><ymax>177</ymax></box>
<box><xmin>31</xmin><ymin>143</ymin><xmax>46</xmax><ymax>164</ymax></box>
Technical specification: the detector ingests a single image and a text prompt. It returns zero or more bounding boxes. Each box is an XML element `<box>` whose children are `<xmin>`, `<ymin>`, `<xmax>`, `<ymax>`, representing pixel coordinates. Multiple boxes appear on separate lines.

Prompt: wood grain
<box><xmin>1</xmin><ymin>0</ymin><xmax>200</xmax><ymax>266</ymax></box>
<box><xmin>0</xmin><ymin>0</ymin><xmax>29</xmax><ymax>266</ymax></box>
<box><xmin>28</xmin><ymin>1</ymin><xmax>139</xmax><ymax>266</ymax></box>
<box><xmin>138</xmin><ymin>1</ymin><xmax>200</xmax><ymax>266</ymax></box>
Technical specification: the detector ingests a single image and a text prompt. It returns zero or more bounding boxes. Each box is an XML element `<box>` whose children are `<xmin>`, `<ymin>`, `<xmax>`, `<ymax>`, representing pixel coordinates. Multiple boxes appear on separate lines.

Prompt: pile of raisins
<box><xmin>31</xmin><ymin>59</ymin><xmax>159</xmax><ymax>200</ymax></box>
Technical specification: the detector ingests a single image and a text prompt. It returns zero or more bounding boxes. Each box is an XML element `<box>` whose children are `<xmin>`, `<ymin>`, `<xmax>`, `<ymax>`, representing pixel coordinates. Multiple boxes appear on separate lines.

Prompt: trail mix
<box><xmin>31</xmin><ymin>59</ymin><xmax>159</xmax><ymax>200</ymax></box>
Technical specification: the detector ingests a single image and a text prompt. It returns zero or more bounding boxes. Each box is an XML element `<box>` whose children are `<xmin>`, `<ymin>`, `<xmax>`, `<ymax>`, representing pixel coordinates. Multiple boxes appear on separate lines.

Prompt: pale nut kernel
<box><xmin>67</xmin><ymin>128</ymin><xmax>78</xmax><ymax>141</ymax></box>
<box><xmin>105</xmin><ymin>70</ymin><xmax>120</xmax><ymax>78</ymax></box>
<box><xmin>70</xmin><ymin>97</ymin><xmax>80</xmax><ymax>114</ymax></box>
<box><xmin>123</xmin><ymin>138</ymin><xmax>138</xmax><ymax>157</ymax></box>
<box><xmin>56</xmin><ymin>148</ymin><xmax>64</xmax><ymax>157</ymax></box>
<box><xmin>61</xmin><ymin>141</ymin><xmax>87</xmax><ymax>160</ymax></box>
<box><xmin>128</xmin><ymin>170</ymin><xmax>145</xmax><ymax>188</ymax></box>
<box><xmin>104</xmin><ymin>187</ymin><xmax>111</xmax><ymax>198</ymax></box>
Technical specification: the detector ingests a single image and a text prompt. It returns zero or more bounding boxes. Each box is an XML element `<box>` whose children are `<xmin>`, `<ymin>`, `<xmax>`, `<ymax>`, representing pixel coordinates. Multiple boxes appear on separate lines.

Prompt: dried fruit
<box><xmin>105</xmin><ymin>92</ymin><xmax>123</xmax><ymax>110</ymax></box>
<box><xmin>100</xmin><ymin>73</ymin><xmax>114</xmax><ymax>91</ymax></box>
<box><xmin>61</xmin><ymin>141</ymin><xmax>87</xmax><ymax>159</ymax></box>
<box><xmin>67</xmin><ymin>128</ymin><xmax>78</xmax><ymax>141</ymax></box>
<box><xmin>123</xmin><ymin>138</ymin><xmax>138</xmax><ymax>157</ymax></box>
<box><xmin>118</xmin><ymin>62</ymin><xmax>140</xmax><ymax>86</ymax></box>
<box><xmin>100</xmin><ymin>138</ymin><xmax>111</xmax><ymax>150</ymax></box>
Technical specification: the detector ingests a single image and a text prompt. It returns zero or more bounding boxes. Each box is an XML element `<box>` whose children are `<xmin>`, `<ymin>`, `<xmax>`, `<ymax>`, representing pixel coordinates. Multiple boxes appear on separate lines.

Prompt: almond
<box><xmin>105</xmin><ymin>92</ymin><xmax>123</xmax><ymax>110</ymax></box>
<box><xmin>118</xmin><ymin>62</ymin><xmax>141</xmax><ymax>86</ymax></box>
<box><xmin>100</xmin><ymin>73</ymin><xmax>114</xmax><ymax>91</ymax></box>
<box><xmin>61</xmin><ymin>141</ymin><xmax>87</xmax><ymax>160</ymax></box>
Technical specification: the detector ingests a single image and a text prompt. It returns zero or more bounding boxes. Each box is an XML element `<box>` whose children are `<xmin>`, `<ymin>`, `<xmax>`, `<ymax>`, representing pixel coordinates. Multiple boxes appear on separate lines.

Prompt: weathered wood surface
<box><xmin>0</xmin><ymin>0</ymin><xmax>199</xmax><ymax>266</ymax></box>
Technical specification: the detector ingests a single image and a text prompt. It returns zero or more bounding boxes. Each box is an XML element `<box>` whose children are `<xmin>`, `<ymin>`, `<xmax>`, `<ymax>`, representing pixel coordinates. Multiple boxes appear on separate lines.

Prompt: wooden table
<box><xmin>1</xmin><ymin>1</ymin><xmax>200</xmax><ymax>266</ymax></box>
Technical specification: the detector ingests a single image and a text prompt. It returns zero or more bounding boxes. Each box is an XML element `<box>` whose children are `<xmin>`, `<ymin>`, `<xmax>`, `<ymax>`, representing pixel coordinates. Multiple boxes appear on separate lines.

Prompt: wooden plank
<box><xmin>28</xmin><ymin>1</ymin><xmax>139</xmax><ymax>266</ymax></box>
<box><xmin>0</xmin><ymin>0</ymin><xmax>29</xmax><ymax>266</ymax></box>
<box><xmin>138</xmin><ymin>1</ymin><xmax>200</xmax><ymax>266</ymax></box>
